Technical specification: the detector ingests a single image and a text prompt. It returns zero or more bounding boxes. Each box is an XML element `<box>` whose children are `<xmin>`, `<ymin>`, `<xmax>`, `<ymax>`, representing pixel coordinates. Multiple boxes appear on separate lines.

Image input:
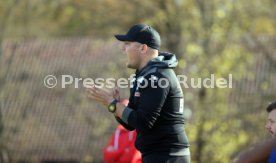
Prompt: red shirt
<box><xmin>103</xmin><ymin>125</ymin><xmax>142</xmax><ymax>163</ymax></box>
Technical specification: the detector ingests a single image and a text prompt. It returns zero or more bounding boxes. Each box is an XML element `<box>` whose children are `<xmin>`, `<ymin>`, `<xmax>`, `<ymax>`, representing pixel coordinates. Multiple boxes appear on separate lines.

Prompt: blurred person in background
<box><xmin>103</xmin><ymin>99</ymin><xmax>142</xmax><ymax>163</ymax></box>
<box><xmin>234</xmin><ymin>101</ymin><xmax>276</xmax><ymax>163</ymax></box>
<box><xmin>103</xmin><ymin>124</ymin><xmax>141</xmax><ymax>163</ymax></box>
<box><xmin>87</xmin><ymin>24</ymin><xmax>190</xmax><ymax>163</ymax></box>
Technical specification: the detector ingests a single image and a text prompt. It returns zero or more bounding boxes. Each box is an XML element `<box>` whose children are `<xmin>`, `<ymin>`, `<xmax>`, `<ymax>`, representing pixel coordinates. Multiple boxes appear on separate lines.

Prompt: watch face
<box><xmin>108</xmin><ymin>104</ymin><xmax>116</xmax><ymax>112</ymax></box>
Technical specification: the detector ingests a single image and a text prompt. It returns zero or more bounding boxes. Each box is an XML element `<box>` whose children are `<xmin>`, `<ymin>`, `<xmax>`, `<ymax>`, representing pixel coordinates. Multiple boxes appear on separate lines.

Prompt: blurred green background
<box><xmin>0</xmin><ymin>0</ymin><xmax>275</xmax><ymax>162</ymax></box>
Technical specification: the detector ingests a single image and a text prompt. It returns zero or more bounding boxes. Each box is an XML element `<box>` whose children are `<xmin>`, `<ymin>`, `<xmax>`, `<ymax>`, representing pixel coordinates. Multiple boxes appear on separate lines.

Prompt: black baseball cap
<box><xmin>115</xmin><ymin>24</ymin><xmax>161</xmax><ymax>50</ymax></box>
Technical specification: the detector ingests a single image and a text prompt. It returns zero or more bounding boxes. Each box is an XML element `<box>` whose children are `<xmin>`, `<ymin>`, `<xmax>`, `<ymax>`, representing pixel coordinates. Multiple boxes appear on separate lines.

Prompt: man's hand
<box><xmin>86</xmin><ymin>84</ymin><xmax>120</xmax><ymax>107</ymax></box>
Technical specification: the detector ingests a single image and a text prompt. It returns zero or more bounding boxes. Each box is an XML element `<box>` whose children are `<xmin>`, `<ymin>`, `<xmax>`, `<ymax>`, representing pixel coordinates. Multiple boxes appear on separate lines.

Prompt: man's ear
<box><xmin>140</xmin><ymin>44</ymin><xmax>148</xmax><ymax>54</ymax></box>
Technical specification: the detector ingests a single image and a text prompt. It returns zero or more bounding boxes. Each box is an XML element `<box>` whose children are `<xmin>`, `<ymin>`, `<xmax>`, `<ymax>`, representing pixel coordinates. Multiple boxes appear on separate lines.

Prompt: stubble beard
<box><xmin>126</xmin><ymin>62</ymin><xmax>137</xmax><ymax>69</ymax></box>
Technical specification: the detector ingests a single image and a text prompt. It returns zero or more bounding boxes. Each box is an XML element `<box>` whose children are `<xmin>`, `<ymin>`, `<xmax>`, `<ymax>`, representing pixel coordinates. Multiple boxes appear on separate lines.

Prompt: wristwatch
<box><xmin>108</xmin><ymin>99</ymin><xmax>119</xmax><ymax>113</ymax></box>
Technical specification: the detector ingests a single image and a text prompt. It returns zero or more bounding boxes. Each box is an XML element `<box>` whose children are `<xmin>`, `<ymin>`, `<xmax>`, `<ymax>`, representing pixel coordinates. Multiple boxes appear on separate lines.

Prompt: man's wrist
<box><xmin>107</xmin><ymin>99</ymin><xmax>119</xmax><ymax>113</ymax></box>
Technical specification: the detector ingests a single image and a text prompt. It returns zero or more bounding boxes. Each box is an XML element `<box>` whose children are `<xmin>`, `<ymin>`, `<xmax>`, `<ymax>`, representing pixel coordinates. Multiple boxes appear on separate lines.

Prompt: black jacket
<box><xmin>116</xmin><ymin>52</ymin><xmax>189</xmax><ymax>156</ymax></box>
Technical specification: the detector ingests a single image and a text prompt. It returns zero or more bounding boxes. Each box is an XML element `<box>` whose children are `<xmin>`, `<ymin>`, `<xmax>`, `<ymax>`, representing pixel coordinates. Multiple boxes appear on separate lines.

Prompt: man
<box><xmin>265</xmin><ymin>101</ymin><xmax>276</xmax><ymax>163</ymax></box>
<box><xmin>234</xmin><ymin>101</ymin><xmax>276</xmax><ymax>163</ymax></box>
<box><xmin>87</xmin><ymin>24</ymin><xmax>190</xmax><ymax>163</ymax></box>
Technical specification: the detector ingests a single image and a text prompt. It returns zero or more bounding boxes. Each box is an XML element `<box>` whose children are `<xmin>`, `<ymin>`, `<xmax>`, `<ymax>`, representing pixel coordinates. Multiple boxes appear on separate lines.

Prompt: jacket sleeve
<box><xmin>122</xmin><ymin>73</ymin><xmax>170</xmax><ymax>132</ymax></box>
<box><xmin>115</xmin><ymin>116</ymin><xmax>135</xmax><ymax>131</ymax></box>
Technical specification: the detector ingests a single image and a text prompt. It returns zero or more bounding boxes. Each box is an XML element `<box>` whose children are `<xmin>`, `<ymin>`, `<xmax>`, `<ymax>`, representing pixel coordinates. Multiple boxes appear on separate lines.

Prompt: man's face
<box><xmin>265</xmin><ymin>109</ymin><xmax>276</xmax><ymax>137</ymax></box>
<box><xmin>122</xmin><ymin>41</ymin><xmax>142</xmax><ymax>69</ymax></box>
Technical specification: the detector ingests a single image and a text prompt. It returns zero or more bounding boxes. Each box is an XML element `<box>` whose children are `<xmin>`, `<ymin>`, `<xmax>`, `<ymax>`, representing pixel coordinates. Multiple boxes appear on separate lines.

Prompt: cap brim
<box><xmin>114</xmin><ymin>35</ymin><xmax>134</xmax><ymax>41</ymax></box>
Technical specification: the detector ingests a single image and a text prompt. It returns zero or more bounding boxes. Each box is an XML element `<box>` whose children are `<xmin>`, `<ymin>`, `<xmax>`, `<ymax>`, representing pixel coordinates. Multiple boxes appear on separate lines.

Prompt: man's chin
<box><xmin>271</xmin><ymin>133</ymin><xmax>276</xmax><ymax>138</ymax></box>
<box><xmin>126</xmin><ymin>63</ymin><xmax>136</xmax><ymax>69</ymax></box>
